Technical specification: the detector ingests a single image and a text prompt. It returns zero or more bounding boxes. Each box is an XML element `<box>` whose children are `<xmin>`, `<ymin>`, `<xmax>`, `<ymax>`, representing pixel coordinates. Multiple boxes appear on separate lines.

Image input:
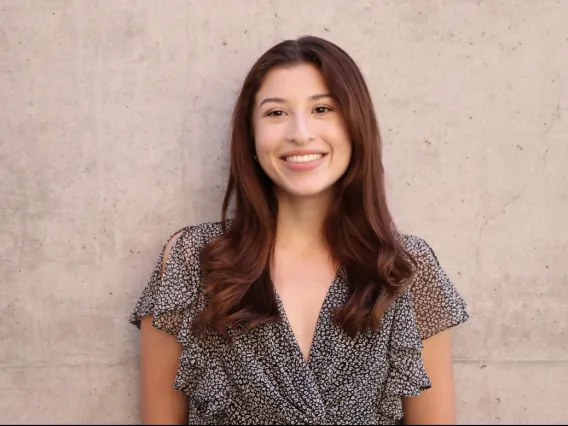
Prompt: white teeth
<box><xmin>284</xmin><ymin>153</ymin><xmax>324</xmax><ymax>163</ymax></box>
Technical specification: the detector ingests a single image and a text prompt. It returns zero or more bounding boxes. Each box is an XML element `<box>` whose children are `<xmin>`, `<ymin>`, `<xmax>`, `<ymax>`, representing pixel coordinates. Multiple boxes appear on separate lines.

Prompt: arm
<box><xmin>139</xmin><ymin>232</ymin><xmax>189</xmax><ymax>425</ymax></box>
<box><xmin>140</xmin><ymin>316</ymin><xmax>189</xmax><ymax>424</ymax></box>
<box><xmin>402</xmin><ymin>329</ymin><xmax>457</xmax><ymax>425</ymax></box>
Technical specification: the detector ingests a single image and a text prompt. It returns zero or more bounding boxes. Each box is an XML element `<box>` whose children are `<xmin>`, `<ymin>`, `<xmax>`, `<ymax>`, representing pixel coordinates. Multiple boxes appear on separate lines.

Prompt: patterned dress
<box><xmin>130</xmin><ymin>221</ymin><xmax>469</xmax><ymax>425</ymax></box>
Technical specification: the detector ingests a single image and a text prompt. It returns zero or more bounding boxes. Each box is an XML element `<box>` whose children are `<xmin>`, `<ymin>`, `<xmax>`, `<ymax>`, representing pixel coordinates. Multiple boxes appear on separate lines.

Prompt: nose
<box><xmin>287</xmin><ymin>113</ymin><xmax>315</xmax><ymax>145</ymax></box>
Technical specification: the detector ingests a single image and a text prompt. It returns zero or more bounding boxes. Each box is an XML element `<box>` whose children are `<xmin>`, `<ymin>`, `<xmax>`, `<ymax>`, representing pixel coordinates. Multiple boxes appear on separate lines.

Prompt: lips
<box><xmin>279</xmin><ymin>151</ymin><xmax>328</xmax><ymax>172</ymax></box>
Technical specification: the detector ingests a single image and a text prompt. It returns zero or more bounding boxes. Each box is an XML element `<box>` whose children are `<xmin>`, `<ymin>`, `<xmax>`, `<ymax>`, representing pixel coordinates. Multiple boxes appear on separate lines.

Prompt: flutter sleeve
<box><xmin>405</xmin><ymin>235</ymin><xmax>469</xmax><ymax>340</ymax></box>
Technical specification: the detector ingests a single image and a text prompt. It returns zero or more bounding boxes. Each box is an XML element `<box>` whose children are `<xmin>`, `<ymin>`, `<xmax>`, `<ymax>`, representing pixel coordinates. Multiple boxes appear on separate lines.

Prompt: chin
<box><xmin>279</xmin><ymin>182</ymin><xmax>336</xmax><ymax>199</ymax></box>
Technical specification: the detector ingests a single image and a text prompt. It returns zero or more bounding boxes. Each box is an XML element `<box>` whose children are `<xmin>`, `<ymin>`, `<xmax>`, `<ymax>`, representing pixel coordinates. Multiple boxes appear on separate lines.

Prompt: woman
<box><xmin>130</xmin><ymin>35</ymin><xmax>469</xmax><ymax>425</ymax></box>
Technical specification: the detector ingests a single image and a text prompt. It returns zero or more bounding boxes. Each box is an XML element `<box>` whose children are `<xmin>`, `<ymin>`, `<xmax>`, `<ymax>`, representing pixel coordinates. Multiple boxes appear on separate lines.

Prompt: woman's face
<box><xmin>252</xmin><ymin>63</ymin><xmax>352</xmax><ymax>199</ymax></box>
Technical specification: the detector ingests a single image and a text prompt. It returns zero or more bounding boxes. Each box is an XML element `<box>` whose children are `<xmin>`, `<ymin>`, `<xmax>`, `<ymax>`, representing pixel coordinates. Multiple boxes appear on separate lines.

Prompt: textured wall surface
<box><xmin>1</xmin><ymin>0</ymin><xmax>567</xmax><ymax>424</ymax></box>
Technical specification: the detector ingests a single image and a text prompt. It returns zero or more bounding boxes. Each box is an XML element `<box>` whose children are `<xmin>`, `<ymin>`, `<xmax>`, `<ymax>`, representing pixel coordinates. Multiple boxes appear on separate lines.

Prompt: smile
<box><xmin>283</xmin><ymin>153</ymin><xmax>326</xmax><ymax>163</ymax></box>
<box><xmin>279</xmin><ymin>152</ymin><xmax>328</xmax><ymax>172</ymax></box>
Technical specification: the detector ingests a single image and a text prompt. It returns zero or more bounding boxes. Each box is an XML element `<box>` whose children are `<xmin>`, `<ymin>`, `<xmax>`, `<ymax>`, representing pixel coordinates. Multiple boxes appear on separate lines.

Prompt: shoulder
<box><xmin>153</xmin><ymin>219</ymin><xmax>231</xmax><ymax>277</ymax></box>
<box><xmin>395</xmin><ymin>233</ymin><xmax>469</xmax><ymax>340</ymax></box>
<box><xmin>396</xmin><ymin>232</ymin><xmax>451</xmax><ymax>289</ymax></box>
<box><xmin>397</xmin><ymin>233</ymin><xmax>438</xmax><ymax>263</ymax></box>
<box><xmin>129</xmin><ymin>220</ymin><xmax>231</xmax><ymax>333</ymax></box>
<box><xmin>164</xmin><ymin>220</ymin><xmax>230</xmax><ymax>253</ymax></box>
<box><xmin>396</xmin><ymin>233</ymin><xmax>444</xmax><ymax>281</ymax></box>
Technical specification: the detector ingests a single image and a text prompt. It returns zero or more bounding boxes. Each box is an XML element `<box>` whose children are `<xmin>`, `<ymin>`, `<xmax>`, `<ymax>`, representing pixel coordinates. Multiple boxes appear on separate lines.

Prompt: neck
<box><xmin>274</xmin><ymin>189</ymin><xmax>332</xmax><ymax>251</ymax></box>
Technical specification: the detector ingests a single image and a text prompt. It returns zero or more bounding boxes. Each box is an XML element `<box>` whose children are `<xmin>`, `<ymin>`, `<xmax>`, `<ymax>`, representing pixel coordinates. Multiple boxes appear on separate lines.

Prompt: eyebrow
<box><xmin>259</xmin><ymin>93</ymin><xmax>333</xmax><ymax>108</ymax></box>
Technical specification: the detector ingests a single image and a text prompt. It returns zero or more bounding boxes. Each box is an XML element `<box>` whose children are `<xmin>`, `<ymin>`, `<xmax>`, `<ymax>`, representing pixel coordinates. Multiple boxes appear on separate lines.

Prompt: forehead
<box><xmin>255</xmin><ymin>63</ymin><xmax>329</xmax><ymax>103</ymax></box>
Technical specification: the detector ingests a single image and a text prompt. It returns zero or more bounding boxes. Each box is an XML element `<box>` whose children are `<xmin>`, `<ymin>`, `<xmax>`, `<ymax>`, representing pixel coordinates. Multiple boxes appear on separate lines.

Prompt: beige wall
<box><xmin>1</xmin><ymin>0</ymin><xmax>566</xmax><ymax>424</ymax></box>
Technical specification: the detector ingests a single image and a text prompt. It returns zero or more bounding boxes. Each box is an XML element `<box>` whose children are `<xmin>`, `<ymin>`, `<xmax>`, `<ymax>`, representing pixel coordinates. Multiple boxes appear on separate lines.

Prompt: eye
<box><xmin>313</xmin><ymin>105</ymin><xmax>333</xmax><ymax>114</ymax></box>
<box><xmin>265</xmin><ymin>108</ymin><xmax>285</xmax><ymax>117</ymax></box>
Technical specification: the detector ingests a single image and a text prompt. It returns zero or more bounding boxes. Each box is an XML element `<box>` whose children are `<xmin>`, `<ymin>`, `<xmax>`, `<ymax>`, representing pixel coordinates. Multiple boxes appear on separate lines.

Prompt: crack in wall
<box><xmin>470</xmin><ymin>72</ymin><xmax>564</xmax><ymax>287</ymax></box>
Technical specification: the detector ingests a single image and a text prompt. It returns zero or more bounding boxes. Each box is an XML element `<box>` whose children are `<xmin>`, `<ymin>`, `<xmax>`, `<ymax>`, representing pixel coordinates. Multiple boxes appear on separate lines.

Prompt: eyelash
<box><xmin>265</xmin><ymin>104</ymin><xmax>334</xmax><ymax>117</ymax></box>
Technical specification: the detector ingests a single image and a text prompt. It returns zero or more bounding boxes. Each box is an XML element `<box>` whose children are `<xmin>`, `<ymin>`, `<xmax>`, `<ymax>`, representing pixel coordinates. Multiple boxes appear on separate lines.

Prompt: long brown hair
<box><xmin>194</xmin><ymin>35</ymin><xmax>415</xmax><ymax>339</ymax></box>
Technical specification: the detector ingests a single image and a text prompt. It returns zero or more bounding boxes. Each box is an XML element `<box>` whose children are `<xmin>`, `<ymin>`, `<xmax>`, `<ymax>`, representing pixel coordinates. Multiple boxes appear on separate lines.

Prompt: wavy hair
<box><xmin>194</xmin><ymin>35</ymin><xmax>416</xmax><ymax>339</ymax></box>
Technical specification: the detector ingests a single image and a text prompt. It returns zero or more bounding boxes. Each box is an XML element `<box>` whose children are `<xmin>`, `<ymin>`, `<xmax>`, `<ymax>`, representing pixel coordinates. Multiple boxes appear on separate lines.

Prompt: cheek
<box><xmin>338</xmin><ymin>143</ymin><xmax>352</xmax><ymax>171</ymax></box>
<box><xmin>254</xmin><ymin>124</ymin><xmax>280</xmax><ymax>156</ymax></box>
<box><xmin>327</xmin><ymin>119</ymin><xmax>351</xmax><ymax>155</ymax></box>
<box><xmin>333</xmin><ymin>130</ymin><xmax>352</xmax><ymax>161</ymax></box>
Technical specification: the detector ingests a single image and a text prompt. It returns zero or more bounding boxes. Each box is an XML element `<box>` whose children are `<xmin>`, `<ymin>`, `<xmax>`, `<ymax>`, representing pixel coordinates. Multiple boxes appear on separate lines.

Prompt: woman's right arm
<box><xmin>139</xmin><ymin>231</ymin><xmax>189</xmax><ymax>424</ymax></box>
<box><xmin>140</xmin><ymin>316</ymin><xmax>189</xmax><ymax>425</ymax></box>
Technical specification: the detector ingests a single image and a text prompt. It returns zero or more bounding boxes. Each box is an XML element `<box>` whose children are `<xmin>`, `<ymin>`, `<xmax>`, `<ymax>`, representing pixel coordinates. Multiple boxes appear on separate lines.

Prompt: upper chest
<box><xmin>271</xmin><ymin>253</ymin><xmax>338</xmax><ymax>360</ymax></box>
<box><xmin>272</xmin><ymin>255</ymin><xmax>336</xmax><ymax>311</ymax></box>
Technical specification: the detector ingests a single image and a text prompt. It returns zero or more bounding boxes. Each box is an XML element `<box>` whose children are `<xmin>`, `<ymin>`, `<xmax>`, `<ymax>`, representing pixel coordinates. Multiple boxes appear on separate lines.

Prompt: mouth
<box><xmin>281</xmin><ymin>153</ymin><xmax>327</xmax><ymax>163</ymax></box>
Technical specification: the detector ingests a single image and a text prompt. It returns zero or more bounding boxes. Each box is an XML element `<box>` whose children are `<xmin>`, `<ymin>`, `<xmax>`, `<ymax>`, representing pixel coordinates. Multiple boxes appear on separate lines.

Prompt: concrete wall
<box><xmin>1</xmin><ymin>0</ymin><xmax>566</xmax><ymax>424</ymax></box>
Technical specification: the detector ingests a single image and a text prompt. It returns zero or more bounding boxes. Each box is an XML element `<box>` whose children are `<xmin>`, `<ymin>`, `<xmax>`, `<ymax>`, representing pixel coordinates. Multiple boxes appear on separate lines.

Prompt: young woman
<box><xmin>130</xmin><ymin>35</ymin><xmax>469</xmax><ymax>425</ymax></box>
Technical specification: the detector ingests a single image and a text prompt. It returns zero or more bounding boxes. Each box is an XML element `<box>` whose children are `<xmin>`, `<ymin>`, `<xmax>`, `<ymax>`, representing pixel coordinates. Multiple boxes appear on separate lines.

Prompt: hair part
<box><xmin>193</xmin><ymin>35</ymin><xmax>416</xmax><ymax>340</ymax></box>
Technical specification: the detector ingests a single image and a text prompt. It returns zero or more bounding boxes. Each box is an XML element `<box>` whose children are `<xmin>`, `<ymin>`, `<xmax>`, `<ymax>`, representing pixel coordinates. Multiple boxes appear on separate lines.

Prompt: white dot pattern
<box><xmin>130</xmin><ymin>221</ymin><xmax>469</xmax><ymax>425</ymax></box>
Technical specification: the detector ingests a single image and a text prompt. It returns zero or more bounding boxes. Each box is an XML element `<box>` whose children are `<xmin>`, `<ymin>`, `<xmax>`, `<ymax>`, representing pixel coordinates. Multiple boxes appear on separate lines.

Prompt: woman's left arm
<box><xmin>402</xmin><ymin>329</ymin><xmax>457</xmax><ymax>425</ymax></box>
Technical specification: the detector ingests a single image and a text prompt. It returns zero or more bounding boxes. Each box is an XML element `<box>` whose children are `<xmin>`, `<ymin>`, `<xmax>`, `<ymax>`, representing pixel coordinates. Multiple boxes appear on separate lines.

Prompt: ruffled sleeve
<box><xmin>378</xmin><ymin>236</ymin><xmax>469</xmax><ymax>422</ymax></box>
<box><xmin>378</xmin><ymin>290</ymin><xmax>433</xmax><ymax>422</ymax></box>
<box><xmin>129</xmin><ymin>226</ymin><xmax>203</xmax><ymax>342</ymax></box>
<box><xmin>129</xmin><ymin>224</ymin><xmax>233</xmax><ymax>420</ymax></box>
<box><xmin>406</xmin><ymin>236</ymin><xmax>469</xmax><ymax>340</ymax></box>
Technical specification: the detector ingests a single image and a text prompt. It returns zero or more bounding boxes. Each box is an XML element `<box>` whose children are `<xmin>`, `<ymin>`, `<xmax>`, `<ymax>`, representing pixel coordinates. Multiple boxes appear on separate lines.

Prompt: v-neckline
<box><xmin>272</xmin><ymin>268</ymin><xmax>342</xmax><ymax>366</ymax></box>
